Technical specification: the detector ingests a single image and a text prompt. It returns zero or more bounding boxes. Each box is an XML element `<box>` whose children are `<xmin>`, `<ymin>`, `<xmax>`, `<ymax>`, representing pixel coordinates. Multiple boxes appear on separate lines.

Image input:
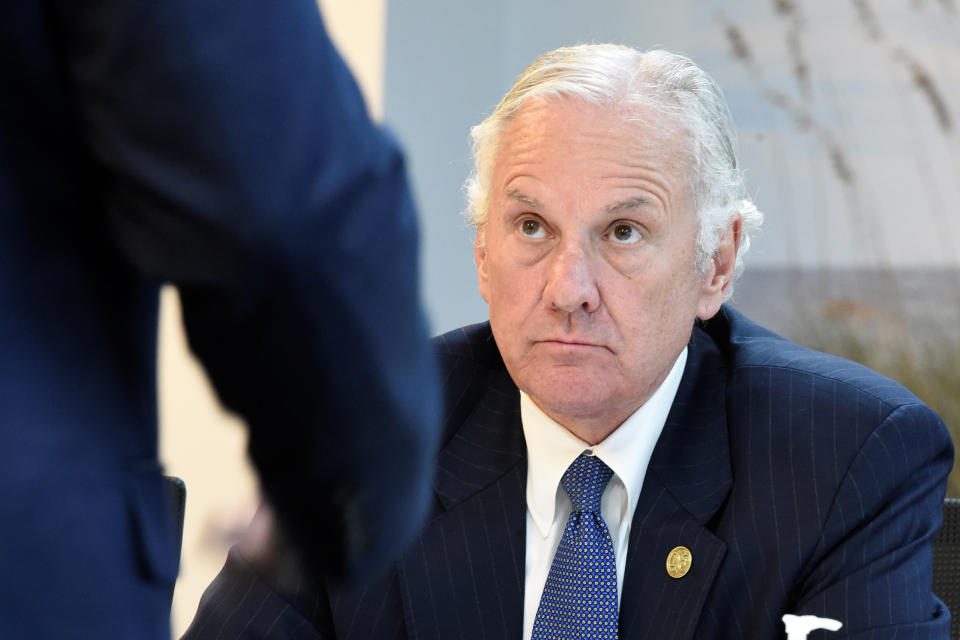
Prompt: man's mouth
<box><xmin>537</xmin><ymin>338</ymin><xmax>612</xmax><ymax>353</ymax></box>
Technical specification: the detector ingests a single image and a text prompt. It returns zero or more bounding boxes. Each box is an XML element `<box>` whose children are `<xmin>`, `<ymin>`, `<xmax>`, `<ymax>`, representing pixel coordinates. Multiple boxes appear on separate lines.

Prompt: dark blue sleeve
<box><xmin>182</xmin><ymin>548</ymin><xmax>330</xmax><ymax>640</ymax></box>
<box><xmin>51</xmin><ymin>0</ymin><xmax>441</xmax><ymax>583</ymax></box>
<box><xmin>792</xmin><ymin>402</ymin><xmax>953</xmax><ymax>637</ymax></box>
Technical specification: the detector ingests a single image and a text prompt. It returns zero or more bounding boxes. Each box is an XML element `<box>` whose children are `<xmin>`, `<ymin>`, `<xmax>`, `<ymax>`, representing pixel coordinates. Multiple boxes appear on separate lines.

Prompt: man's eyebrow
<box><xmin>506</xmin><ymin>188</ymin><xmax>542</xmax><ymax>208</ymax></box>
<box><xmin>605</xmin><ymin>197</ymin><xmax>651</xmax><ymax>215</ymax></box>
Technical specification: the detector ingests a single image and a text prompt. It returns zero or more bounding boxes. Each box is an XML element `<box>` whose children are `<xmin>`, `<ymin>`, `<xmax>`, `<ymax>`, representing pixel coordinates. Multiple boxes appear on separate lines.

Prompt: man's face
<box><xmin>475</xmin><ymin>98</ymin><xmax>732</xmax><ymax>439</ymax></box>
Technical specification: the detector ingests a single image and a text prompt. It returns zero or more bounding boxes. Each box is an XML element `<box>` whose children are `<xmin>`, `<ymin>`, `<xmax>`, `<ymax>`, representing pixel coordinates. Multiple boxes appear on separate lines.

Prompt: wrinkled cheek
<box><xmin>490</xmin><ymin>286</ymin><xmax>543</xmax><ymax>335</ymax></box>
<box><xmin>488</xmin><ymin>310</ymin><xmax>531</xmax><ymax>375</ymax></box>
<box><xmin>649</xmin><ymin>278</ymin><xmax>699</xmax><ymax>323</ymax></box>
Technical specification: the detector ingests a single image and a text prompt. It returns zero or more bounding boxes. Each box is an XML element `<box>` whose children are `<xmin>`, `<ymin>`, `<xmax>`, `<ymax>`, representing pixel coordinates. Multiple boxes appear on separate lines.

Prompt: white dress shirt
<box><xmin>520</xmin><ymin>347</ymin><xmax>687</xmax><ymax>640</ymax></box>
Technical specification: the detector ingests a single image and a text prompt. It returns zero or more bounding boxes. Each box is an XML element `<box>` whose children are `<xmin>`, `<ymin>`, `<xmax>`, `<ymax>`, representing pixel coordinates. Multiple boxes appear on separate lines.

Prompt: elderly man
<box><xmin>184</xmin><ymin>45</ymin><xmax>952</xmax><ymax>639</ymax></box>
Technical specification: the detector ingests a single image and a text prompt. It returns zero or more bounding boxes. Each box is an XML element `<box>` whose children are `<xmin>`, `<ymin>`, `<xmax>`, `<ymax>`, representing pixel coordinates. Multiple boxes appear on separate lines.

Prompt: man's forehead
<box><xmin>488</xmin><ymin>99</ymin><xmax>693</xmax><ymax>217</ymax></box>
<box><xmin>506</xmin><ymin>187</ymin><xmax>653</xmax><ymax>215</ymax></box>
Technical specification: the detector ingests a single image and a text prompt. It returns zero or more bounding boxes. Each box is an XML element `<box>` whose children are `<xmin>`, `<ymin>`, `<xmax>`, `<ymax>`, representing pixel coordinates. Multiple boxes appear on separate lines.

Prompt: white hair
<box><xmin>464</xmin><ymin>44</ymin><xmax>763</xmax><ymax>294</ymax></box>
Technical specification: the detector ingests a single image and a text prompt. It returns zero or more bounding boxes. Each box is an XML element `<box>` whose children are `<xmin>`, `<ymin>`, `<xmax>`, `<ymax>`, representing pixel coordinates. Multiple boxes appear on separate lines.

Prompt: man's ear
<box><xmin>697</xmin><ymin>213</ymin><xmax>741</xmax><ymax>320</ymax></box>
<box><xmin>475</xmin><ymin>228</ymin><xmax>491</xmax><ymax>304</ymax></box>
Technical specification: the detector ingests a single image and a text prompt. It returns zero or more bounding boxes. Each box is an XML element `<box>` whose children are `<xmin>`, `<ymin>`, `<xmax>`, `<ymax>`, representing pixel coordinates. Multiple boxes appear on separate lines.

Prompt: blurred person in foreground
<box><xmin>184</xmin><ymin>45</ymin><xmax>952</xmax><ymax>639</ymax></box>
<box><xmin>0</xmin><ymin>1</ymin><xmax>440</xmax><ymax>638</ymax></box>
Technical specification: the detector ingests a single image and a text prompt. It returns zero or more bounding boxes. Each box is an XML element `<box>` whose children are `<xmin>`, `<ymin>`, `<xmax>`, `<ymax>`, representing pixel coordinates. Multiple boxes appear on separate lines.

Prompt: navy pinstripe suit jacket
<box><xmin>184</xmin><ymin>306</ymin><xmax>953</xmax><ymax>639</ymax></box>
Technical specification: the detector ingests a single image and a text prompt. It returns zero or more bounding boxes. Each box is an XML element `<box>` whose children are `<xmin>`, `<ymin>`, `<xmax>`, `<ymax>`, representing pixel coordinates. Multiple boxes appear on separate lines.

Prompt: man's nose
<box><xmin>543</xmin><ymin>241</ymin><xmax>601</xmax><ymax>314</ymax></box>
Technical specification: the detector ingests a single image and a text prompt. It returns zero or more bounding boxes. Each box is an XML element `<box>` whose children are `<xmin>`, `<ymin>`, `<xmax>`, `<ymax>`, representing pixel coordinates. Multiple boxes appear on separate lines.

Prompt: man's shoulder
<box><xmin>431</xmin><ymin>321</ymin><xmax>504</xmax><ymax>370</ymax></box>
<box><xmin>705</xmin><ymin>305</ymin><xmax>924</xmax><ymax>411</ymax></box>
<box><xmin>429</xmin><ymin>322</ymin><xmax>515</xmax><ymax>443</ymax></box>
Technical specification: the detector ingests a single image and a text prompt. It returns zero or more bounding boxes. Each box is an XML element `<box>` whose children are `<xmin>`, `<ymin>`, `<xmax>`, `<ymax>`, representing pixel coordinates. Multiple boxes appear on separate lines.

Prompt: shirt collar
<box><xmin>521</xmin><ymin>347</ymin><xmax>688</xmax><ymax>536</ymax></box>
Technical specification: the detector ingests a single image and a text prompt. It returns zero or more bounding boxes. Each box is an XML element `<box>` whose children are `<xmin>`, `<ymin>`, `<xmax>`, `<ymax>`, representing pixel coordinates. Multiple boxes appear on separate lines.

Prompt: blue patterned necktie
<box><xmin>532</xmin><ymin>453</ymin><xmax>619</xmax><ymax>640</ymax></box>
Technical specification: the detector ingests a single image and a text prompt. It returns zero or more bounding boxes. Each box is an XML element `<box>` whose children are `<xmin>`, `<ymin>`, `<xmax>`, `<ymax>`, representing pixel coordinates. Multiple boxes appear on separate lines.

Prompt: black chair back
<box><xmin>164</xmin><ymin>476</ymin><xmax>187</xmax><ymax>569</ymax></box>
<box><xmin>934</xmin><ymin>498</ymin><xmax>960</xmax><ymax>638</ymax></box>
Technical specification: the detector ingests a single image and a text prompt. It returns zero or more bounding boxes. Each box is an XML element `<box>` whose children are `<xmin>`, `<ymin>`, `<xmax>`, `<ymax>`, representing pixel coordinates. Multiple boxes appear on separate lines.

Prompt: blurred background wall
<box><xmin>163</xmin><ymin>0</ymin><xmax>959</xmax><ymax>634</ymax></box>
<box><xmin>388</xmin><ymin>0</ymin><xmax>960</xmax><ymax>333</ymax></box>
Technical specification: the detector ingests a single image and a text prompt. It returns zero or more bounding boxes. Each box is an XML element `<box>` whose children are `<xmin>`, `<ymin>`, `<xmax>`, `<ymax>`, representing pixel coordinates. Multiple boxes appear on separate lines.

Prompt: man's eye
<box><xmin>519</xmin><ymin>219</ymin><xmax>545</xmax><ymax>238</ymax></box>
<box><xmin>610</xmin><ymin>223</ymin><xmax>640</xmax><ymax>244</ymax></box>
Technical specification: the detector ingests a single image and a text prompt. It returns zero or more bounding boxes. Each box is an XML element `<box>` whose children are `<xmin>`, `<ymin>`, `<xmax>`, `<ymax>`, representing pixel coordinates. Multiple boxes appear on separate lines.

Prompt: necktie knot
<box><xmin>561</xmin><ymin>453</ymin><xmax>613</xmax><ymax>513</ymax></box>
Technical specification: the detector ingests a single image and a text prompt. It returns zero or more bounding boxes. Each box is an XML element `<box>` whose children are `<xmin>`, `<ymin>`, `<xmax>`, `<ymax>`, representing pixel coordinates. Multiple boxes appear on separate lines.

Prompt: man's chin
<box><xmin>522</xmin><ymin>373</ymin><xmax>620</xmax><ymax>428</ymax></box>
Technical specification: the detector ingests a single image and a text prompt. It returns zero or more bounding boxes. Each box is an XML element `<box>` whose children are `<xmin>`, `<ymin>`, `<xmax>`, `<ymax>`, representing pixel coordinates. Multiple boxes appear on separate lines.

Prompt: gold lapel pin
<box><xmin>666</xmin><ymin>546</ymin><xmax>692</xmax><ymax>578</ymax></box>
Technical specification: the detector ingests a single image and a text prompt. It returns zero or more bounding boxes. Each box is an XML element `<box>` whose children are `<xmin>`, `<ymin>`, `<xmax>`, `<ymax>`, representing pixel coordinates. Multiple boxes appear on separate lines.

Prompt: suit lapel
<box><xmin>619</xmin><ymin>327</ymin><xmax>732</xmax><ymax>640</ymax></box>
<box><xmin>398</xmin><ymin>364</ymin><xmax>527</xmax><ymax>640</ymax></box>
